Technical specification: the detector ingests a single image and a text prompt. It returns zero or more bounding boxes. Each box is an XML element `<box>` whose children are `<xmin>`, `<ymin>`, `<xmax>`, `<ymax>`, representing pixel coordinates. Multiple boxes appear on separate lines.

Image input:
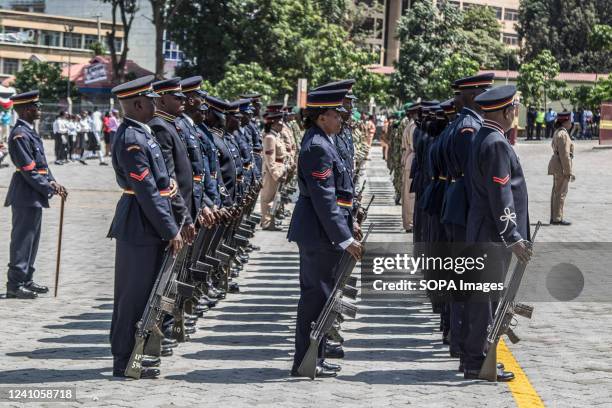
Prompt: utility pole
<box><xmin>93</xmin><ymin>13</ymin><xmax>102</xmax><ymax>43</ymax></box>
<box><xmin>64</xmin><ymin>24</ymin><xmax>75</xmax><ymax>113</ymax></box>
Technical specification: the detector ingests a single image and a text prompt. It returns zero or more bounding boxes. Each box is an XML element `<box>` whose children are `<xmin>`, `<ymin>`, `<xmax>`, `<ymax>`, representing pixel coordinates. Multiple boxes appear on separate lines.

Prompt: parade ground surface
<box><xmin>1</xmin><ymin>139</ymin><xmax>611</xmax><ymax>408</ymax></box>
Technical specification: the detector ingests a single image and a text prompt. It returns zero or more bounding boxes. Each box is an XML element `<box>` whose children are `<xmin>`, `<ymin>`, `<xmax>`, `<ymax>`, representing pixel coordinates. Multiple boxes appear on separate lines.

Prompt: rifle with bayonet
<box><xmin>298</xmin><ymin>223</ymin><xmax>374</xmax><ymax>379</ymax></box>
<box><xmin>479</xmin><ymin>221</ymin><xmax>541</xmax><ymax>382</ymax></box>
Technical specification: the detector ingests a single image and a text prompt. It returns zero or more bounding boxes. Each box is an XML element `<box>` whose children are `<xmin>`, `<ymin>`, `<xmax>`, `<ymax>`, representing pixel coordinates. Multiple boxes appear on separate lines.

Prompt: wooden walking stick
<box><xmin>54</xmin><ymin>196</ymin><xmax>65</xmax><ymax>297</ymax></box>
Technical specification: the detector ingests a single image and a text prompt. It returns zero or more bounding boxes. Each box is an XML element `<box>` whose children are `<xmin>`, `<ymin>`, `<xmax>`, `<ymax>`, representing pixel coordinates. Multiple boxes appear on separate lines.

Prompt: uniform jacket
<box><xmin>441</xmin><ymin>107</ymin><xmax>482</xmax><ymax>227</ymax></box>
<box><xmin>198</xmin><ymin>123</ymin><xmax>223</xmax><ymax>206</ymax></box>
<box><xmin>210</xmin><ymin>127</ymin><xmax>241</xmax><ymax>206</ymax></box>
<box><xmin>4</xmin><ymin>119</ymin><xmax>56</xmax><ymax>208</ymax></box>
<box><xmin>262</xmin><ymin>130</ymin><xmax>287</xmax><ymax>182</ymax></box>
<box><xmin>334</xmin><ymin>125</ymin><xmax>354</xmax><ymax>177</ymax></box>
<box><xmin>466</xmin><ymin>119</ymin><xmax>529</xmax><ymax>245</ymax></box>
<box><xmin>108</xmin><ymin>118</ymin><xmax>178</xmax><ymax>244</ymax></box>
<box><xmin>547</xmin><ymin>127</ymin><xmax>574</xmax><ymax>176</ymax></box>
<box><xmin>287</xmin><ymin>125</ymin><xmax>354</xmax><ymax>248</ymax></box>
<box><xmin>149</xmin><ymin>113</ymin><xmax>194</xmax><ymax>224</ymax></box>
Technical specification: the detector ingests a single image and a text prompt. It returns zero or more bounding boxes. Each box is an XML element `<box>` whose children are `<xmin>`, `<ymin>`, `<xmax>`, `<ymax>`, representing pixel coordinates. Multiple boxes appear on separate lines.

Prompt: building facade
<box><xmin>0</xmin><ymin>8</ymin><xmax>123</xmax><ymax>81</ymax></box>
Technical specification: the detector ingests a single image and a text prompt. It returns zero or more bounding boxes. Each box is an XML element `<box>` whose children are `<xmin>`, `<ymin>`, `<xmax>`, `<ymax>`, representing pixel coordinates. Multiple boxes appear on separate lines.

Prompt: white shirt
<box><xmin>92</xmin><ymin>111</ymin><xmax>103</xmax><ymax>132</ymax></box>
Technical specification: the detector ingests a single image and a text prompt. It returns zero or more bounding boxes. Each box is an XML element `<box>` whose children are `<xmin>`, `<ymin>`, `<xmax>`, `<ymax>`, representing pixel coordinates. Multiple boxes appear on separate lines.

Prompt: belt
<box><xmin>336</xmin><ymin>198</ymin><xmax>353</xmax><ymax>208</ymax></box>
<box><xmin>124</xmin><ymin>187</ymin><xmax>175</xmax><ymax>197</ymax></box>
<box><xmin>16</xmin><ymin>168</ymin><xmax>48</xmax><ymax>175</ymax></box>
<box><xmin>275</xmin><ymin>159</ymin><xmax>284</xmax><ymax>163</ymax></box>
<box><xmin>438</xmin><ymin>175</ymin><xmax>448</xmax><ymax>181</ymax></box>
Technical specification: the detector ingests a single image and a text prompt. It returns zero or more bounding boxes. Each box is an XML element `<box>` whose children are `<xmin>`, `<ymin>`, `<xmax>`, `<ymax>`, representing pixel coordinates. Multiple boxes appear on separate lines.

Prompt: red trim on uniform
<box><xmin>492</xmin><ymin>175</ymin><xmax>510</xmax><ymax>185</ymax></box>
<box><xmin>21</xmin><ymin>161</ymin><xmax>36</xmax><ymax>171</ymax></box>
<box><xmin>460</xmin><ymin>127</ymin><xmax>475</xmax><ymax>134</ymax></box>
<box><xmin>311</xmin><ymin>168</ymin><xmax>332</xmax><ymax>179</ymax></box>
<box><xmin>129</xmin><ymin>168</ymin><xmax>150</xmax><ymax>182</ymax></box>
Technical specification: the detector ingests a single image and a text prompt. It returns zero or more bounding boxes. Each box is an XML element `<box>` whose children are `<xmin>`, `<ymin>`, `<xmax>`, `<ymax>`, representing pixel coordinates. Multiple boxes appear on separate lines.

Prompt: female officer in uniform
<box><xmin>287</xmin><ymin>87</ymin><xmax>363</xmax><ymax>378</ymax></box>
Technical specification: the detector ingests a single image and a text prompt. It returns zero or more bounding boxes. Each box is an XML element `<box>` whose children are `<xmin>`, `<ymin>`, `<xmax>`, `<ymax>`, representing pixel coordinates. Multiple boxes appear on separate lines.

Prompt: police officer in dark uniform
<box><xmin>237</xmin><ymin>99</ymin><xmax>261</xmax><ymax>182</ymax></box>
<box><xmin>179</xmin><ymin>76</ymin><xmax>217</xmax><ymax>225</ymax></box>
<box><xmin>287</xmin><ymin>87</ymin><xmax>363</xmax><ymax>378</ymax></box>
<box><xmin>240</xmin><ymin>93</ymin><xmax>264</xmax><ymax>175</ymax></box>
<box><xmin>204</xmin><ymin>96</ymin><xmax>241</xmax><ymax>206</ymax></box>
<box><xmin>464</xmin><ymin>84</ymin><xmax>531</xmax><ymax>382</ymax></box>
<box><xmin>229</xmin><ymin>100</ymin><xmax>255</xmax><ymax>188</ymax></box>
<box><xmin>107</xmin><ymin>76</ymin><xmax>183</xmax><ymax>379</ymax></box>
<box><xmin>4</xmin><ymin>91</ymin><xmax>67</xmax><ymax>299</ymax></box>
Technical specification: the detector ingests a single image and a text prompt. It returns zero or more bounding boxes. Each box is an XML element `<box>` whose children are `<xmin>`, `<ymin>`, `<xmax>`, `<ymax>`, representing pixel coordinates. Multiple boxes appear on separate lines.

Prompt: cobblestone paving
<box><xmin>0</xmin><ymin>140</ymin><xmax>610</xmax><ymax>407</ymax></box>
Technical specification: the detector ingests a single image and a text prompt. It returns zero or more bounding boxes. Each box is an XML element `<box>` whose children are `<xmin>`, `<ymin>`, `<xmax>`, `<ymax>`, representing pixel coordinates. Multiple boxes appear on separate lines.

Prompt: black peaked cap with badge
<box><xmin>474</xmin><ymin>85</ymin><xmax>517</xmax><ymax>112</ymax></box>
<box><xmin>10</xmin><ymin>90</ymin><xmax>41</xmax><ymax>106</ymax></box>
<box><xmin>152</xmin><ymin>77</ymin><xmax>185</xmax><ymax>97</ymax></box>
<box><xmin>111</xmin><ymin>75</ymin><xmax>159</xmax><ymax>99</ymax></box>
<box><xmin>180</xmin><ymin>76</ymin><xmax>207</xmax><ymax>96</ymax></box>
<box><xmin>453</xmin><ymin>73</ymin><xmax>495</xmax><ymax>91</ymax></box>
<box><xmin>306</xmin><ymin>89</ymin><xmax>349</xmax><ymax>112</ymax></box>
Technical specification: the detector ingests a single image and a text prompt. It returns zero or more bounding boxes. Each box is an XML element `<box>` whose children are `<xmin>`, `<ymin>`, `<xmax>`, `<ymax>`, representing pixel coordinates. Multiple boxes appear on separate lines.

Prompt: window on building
<box><xmin>41</xmin><ymin>30</ymin><xmax>61</xmax><ymax>47</ymax></box>
<box><xmin>491</xmin><ymin>6</ymin><xmax>502</xmax><ymax>19</ymax></box>
<box><xmin>502</xmin><ymin>33</ymin><xmax>519</xmax><ymax>46</ymax></box>
<box><xmin>2</xmin><ymin>58</ymin><xmax>20</xmax><ymax>75</ymax></box>
<box><xmin>504</xmin><ymin>8</ymin><xmax>519</xmax><ymax>21</ymax></box>
<box><xmin>3</xmin><ymin>26</ymin><xmax>21</xmax><ymax>35</ymax></box>
<box><xmin>112</xmin><ymin>38</ymin><xmax>123</xmax><ymax>53</ymax></box>
<box><xmin>63</xmin><ymin>32</ymin><xmax>82</xmax><ymax>49</ymax></box>
<box><xmin>84</xmin><ymin>34</ymin><xmax>99</xmax><ymax>49</ymax></box>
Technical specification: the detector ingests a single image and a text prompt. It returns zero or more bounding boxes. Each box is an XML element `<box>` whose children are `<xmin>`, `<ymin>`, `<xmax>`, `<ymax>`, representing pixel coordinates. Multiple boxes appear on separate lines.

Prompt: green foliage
<box><xmin>571</xmin><ymin>77</ymin><xmax>612</xmax><ymax>109</ymax></box>
<box><xmin>590</xmin><ymin>24</ymin><xmax>612</xmax><ymax>52</ymax></box>
<box><xmin>14</xmin><ymin>60</ymin><xmax>78</xmax><ymax>100</ymax></box>
<box><xmin>518</xmin><ymin>0</ymin><xmax>612</xmax><ymax>72</ymax></box>
<box><xmin>170</xmin><ymin>0</ymin><xmax>387</xmax><ymax>104</ymax></box>
<box><xmin>425</xmin><ymin>54</ymin><xmax>479</xmax><ymax>100</ymax></box>
<box><xmin>88</xmin><ymin>41</ymin><xmax>107</xmax><ymax>56</ymax></box>
<box><xmin>517</xmin><ymin>50</ymin><xmax>568</xmax><ymax>108</ymax></box>
<box><xmin>392</xmin><ymin>0</ymin><xmax>505</xmax><ymax>101</ymax></box>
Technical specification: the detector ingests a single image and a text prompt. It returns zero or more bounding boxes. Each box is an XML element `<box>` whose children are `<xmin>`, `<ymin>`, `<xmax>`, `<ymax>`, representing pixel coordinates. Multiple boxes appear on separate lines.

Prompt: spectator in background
<box><xmin>103</xmin><ymin>111</ymin><xmax>111</xmax><ymax>156</ymax></box>
<box><xmin>545</xmin><ymin>107</ymin><xmax>557</xmax><ymax>139</ymax></box>
<box><xmin>584</xmin><ymin>109</ymin><xmax>593</xmax><ymax>139</ymax></box>
<box><xmin>108</xmin><ymin>109</ymin><xmax>120</xmax><ymax>153</ymax></box>
<box><xmin>535</xmin><ymin>107</ymin><xmax>545</xmax><ymax>140</ymax></box>
<box><xmin>594</xmin><ymin>109</ymin><xmax>601</xmax><ymax>139</ymax></box>
<box><xmin>366</xmin><ymin>114</ymin><xmax>376</xmax><ymax>147</ymax></box>
<box><xmin>577</xmin><ymin>108</ymin><xmax>585</xmax><ymax>139</ymax></box>
<box><xmin>84</xmin><ymin>110</ymin><xmax>108</xmax><ymax>166</ymax></box>
<box><xmin>76</xmin><ymin>112</ymin><xmax>89</xmax><ymax>165</ymax></box>
<box><xmin>0</xmin><ymin>110</ymin><xmax>11</xmax><ymax>143</ymax></box>
<box><xmin>52</xmin><ymin>111</ymin><xmax>68</xmax><ymax>165</ymax></box>
<box><xmin>571</xmin><ymin>108</ymin><xmax>580</xmax><ymax>139</ymax></box>
<box><xmin>526</xmin><ymin>106</ymin><xmax>536</xmax><ymax>140</ymax></box>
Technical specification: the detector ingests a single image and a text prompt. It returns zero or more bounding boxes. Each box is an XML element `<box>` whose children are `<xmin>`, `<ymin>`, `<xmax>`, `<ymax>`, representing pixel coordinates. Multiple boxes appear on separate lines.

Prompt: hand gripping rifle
<box><xmin>125</xmin><ymin>220</ymin><xmax>188</xmax><ymax>379</ymax></box>
<box><xmin>356</xmin><ymin>194</ymin><xmax>375</xmax><ymax>226</ymax></box>
<box><xmin>479</xmin><ymin>221</ymin><xmax>541</xmax><ymax>382</ymax></box>
<box><xmin>298</xmin><ymin>224</ymin><xmax>374</xmax><ymax>379</ymax></box>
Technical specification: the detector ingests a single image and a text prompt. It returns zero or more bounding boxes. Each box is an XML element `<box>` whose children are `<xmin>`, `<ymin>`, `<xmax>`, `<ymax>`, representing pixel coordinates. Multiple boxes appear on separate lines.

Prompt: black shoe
<box><xmin>162</xmin><ymin>338</ymin><xmax>178</xmax><ymax>348</ymax></box>
<box><xmin>6</xmin><ymin>286</ymin><xmax>37</xmax><ymax>299</ymax></box>
<box><xmin>195</xmin><ymin>304</ymin><xmax>209</xmax><ymax>314</ymax></box>
<box><xmin>558</xmin><ymin>220</ymin><xmax>571</xmax><ymax>226</ymax></box>
<box><xmin>442</xmin><ymin>334</ymin><xmax>450</xmax><ymax>345</ymax></box>
<box><xmin>464</xmin><ymin>369</ymin><xmax>515</xmax><ymax>382</ymax></box>
<box><xmin>184</xmin><ymin>319</ymin><xmax>196</xmax><ymax>327</ymax></box>
<box><xmin>248</xmin><ymin>244</ymin><xmax>260</xmax><ymax>251</ymax></box>
<box><xmin>290</xmin><ymin>365</ymin><xmax>338</xmax><ymax>378</ymax></box>
<box><xmin>324</xmin><ymin>344</ymin><xmax>345</xmax><ymax>359</ymax></box>
<box><xmin>405</xmin><ymin>228</ymin><xmax>413</xmax><ymax>233</ymax></box>
<box><xmin>113</xmin><ymin>367</ymin><xmax>160</xmax><ymax>379</ymax></box>
<box><xmin>228</xmin><ymin>282</ymin><xmax>240</xmax><ymax>293</ymax></box>
<box><xmin>99</xmin><ymin>162</ymin><xmax>109</xmax><ymax>166</ymax></box>
<box><xmin>160</xmin><ymin>347</ymin><xmax>173</xmax><ymax>357</ymax></box>
<box><xmin>450</xmin><ymin>351</ymin><xmax>461</xmax><ymax>358</ymax></box>
<box><xmin>79</xmin><ymin>159</ymin><xmax>88</xmax><ymax>165</ymax></box>
<box><xmin>185</xmin><ymin>326</ymin><xmax>196</xmax><ymax>335</ymax></box>
<box><xmin>321</xmin><ymin>360</ymin><xmax>341</xmax><ymax>372</ymax></box>
<box><xmin>54</xmin><ymin>160</ymin><xmax>64</xmax><ymax>165</ymax></box>
<box><xmin>25</xmin><ymin>282</ymin><xmax>49</xmax><ymax>293</ymax></box>
<box><xmin>141</xmin><ymin>356</ymin><xmax>161</xmax><ymax>368</ymax></box>
<box><xmin>263</xmin><ymin>224</ymin><xmax>282</xmax><ymax>231</ymax></box>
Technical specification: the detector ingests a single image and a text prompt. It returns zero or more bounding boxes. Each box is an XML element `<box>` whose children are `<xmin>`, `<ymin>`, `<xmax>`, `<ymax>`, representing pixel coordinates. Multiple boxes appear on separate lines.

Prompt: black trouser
<box><xmin>292</xmin><ymin>243</ymin><xmax>343</xmax><ymax>371</ymax></box>
<box><xmin>526</xmin><ymin>123</ymin><xmax>534</xmax><ymax>139</ymax></box>
<box><xmin>535</xmin><ymin>124</ymin><xmax>542</xmax><ymax>140</ymax></box>
<box><xmin>110</xmin><ymin>240</ymin><xmax>165</xmax><ymax>372</ymax></box>
<box><xmin>546</xmin><ymin>122</ymin><xmax>554</xmax><ymax>139</ymax></box>
<box><xmin>7</xmin><ymin>206</ymin><xmax>42</xmax><ymax>290</ymax></box>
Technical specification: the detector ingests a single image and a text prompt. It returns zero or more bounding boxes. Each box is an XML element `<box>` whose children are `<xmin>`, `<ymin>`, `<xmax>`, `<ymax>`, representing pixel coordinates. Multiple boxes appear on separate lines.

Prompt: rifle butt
<box><xmin>297</xmin><ymin>339</ymin><xmax>320</xmax><ymax>380</ymax></box>
<box><xmin>125</xmin><ymin>334</ymin><xmax>145</xmax><ymax>379</ymax></box>
<box><xmin>143</xmin><ymin>325</ymin><xmax>163</xmax><ymax>356</ymax></box>
<box><xmin>478</xmin><ymin>342</ymin><xmax>498</xmax><ymax>382</ymax></box>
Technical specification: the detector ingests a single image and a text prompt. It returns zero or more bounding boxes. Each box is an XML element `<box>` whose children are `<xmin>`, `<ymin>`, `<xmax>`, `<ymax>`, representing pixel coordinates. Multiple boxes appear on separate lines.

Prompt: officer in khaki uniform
<box><xmin>401</xmin><ymin>104</ymin><xmax>417</xmax><ymax>232</ymax></box>
<box><xmin>547</xmin><ymin>111</ymin><xmax>574</xmax><ymax>226</ymax></box>
<box><xmin>260</xmin><ymin>111</ymin><xmax>287</xmax><ymax>230</ymax></box>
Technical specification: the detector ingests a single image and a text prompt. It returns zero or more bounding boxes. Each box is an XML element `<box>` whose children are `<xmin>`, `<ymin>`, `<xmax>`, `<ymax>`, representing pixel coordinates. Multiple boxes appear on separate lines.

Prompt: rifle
<box><xmin>356</xmin><ymin>194</ymin><xmax>375</xmax><ymax>226</ymax></box>
<box><xmin>298</xmin><ymin>224</ymin><xmax>374</xmax><ymax>379</ymax></box>
<box><xmin>125</xmin><ymin>220</ymin><xmax>188</xmax><ymax>379</ymax></box>
<box><xmin>479</xmin><ymin>221</ymin><xmax>541</xmax><ymax>382</ymax></box>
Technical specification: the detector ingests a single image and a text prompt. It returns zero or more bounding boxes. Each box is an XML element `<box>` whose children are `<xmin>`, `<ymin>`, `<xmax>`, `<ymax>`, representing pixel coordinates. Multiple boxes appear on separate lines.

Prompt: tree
<box><xmin>211</xmin><ymin>62</ymin><xmax>288</xmax><ymax>101</ymax></box>
<box><xmin>149</xmin><ymin>0</ymin><xmax>186</xmax><ymax>78</ymax></box>
<box><xmin>425</xmin><ymin>54</ymin><xmax>479</xmax><ymax>100</ymax></box>
<box><xmin>14</xmin><ymin>60</ymin><xmax>78</xmax><ymax>100</ymax></box>
<box><xmin>170</xmin><ymin>0</ymin><xmax>387</xmax><ymax>104</ymax></box>
<box><xmin>518</xmin><ymin>0</ymin><xmax>612</xmax><ymax>72</ymax></box>
<box><xmin>459</xmin><ymin>6</ymin><xmax>506</xmax><ymax>69</ymax></box>
<box><xmin>103</xmin><ymin>0</ymin><xmax>139</xmax><ymax>83</ymax></box>
<box><xmin>517</xmin><ymin>50</ymin><xmax>568</xmax><ymax>109</ymax></box>
<box><xmin>87</xmin><ymin>41</ymin><xmax>107</xmax><ymax>56</ymax></box>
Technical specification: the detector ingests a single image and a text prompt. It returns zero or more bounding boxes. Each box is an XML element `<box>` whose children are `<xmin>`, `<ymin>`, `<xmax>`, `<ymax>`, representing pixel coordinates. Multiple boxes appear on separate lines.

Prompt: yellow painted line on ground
<box><xmin>498</xmin><ymin>339</ymin><xmax>546</xmax><ymax>408</ymax></box>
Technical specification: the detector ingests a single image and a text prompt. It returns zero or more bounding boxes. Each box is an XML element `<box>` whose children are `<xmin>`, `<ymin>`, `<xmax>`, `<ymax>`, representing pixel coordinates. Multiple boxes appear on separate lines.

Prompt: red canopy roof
<box><xmin>61</xmin><ymin>56</ymin><xmax>153</xmax><ymax>90</ymax></box>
